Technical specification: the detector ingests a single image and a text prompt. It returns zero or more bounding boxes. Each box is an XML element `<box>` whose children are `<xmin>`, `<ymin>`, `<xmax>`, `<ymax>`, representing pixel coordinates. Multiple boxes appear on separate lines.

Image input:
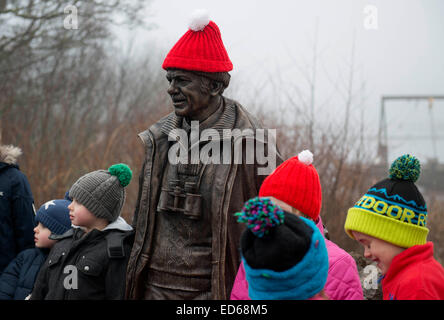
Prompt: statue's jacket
<box><xmin>125</xmin><ymin>97</ymin><xmax>283</xmax><ymax>299</ymax></box>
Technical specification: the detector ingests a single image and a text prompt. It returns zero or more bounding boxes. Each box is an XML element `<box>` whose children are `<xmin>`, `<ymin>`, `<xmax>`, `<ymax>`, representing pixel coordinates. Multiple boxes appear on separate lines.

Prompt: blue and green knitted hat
<box><xmin>345</xmin><ymin>154</ymin><xmax>428</xmax><ymax>248</ymax></box>
<box><xmin>235</xmin><ymin>197</ymin><xmax>329</xmax><ymax>300</ymax></box>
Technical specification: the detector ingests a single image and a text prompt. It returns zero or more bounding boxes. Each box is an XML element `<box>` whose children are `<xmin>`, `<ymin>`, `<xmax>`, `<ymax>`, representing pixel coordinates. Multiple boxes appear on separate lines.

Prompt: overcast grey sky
<box><xmin>115</xmin><ymin>0</ymin><xmax>444</xmax><ymax>164</ymax></box>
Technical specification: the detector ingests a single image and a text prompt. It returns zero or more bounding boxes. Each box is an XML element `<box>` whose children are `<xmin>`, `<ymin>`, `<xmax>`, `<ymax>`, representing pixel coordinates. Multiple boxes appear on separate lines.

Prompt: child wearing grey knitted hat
<box><xmin>31</xmin><ymin>164</ymin><xmax>135</xmax><ymax>300</ymax></box>
<box><xmin>68</xmin><ymin>163</ymin><xmax>133</xmax><ymax>232</ymax></box>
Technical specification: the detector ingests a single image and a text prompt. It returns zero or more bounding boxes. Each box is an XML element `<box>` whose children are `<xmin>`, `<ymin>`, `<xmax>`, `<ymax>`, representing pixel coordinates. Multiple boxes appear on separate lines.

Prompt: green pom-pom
<box><xmin>389</xmin><ymin>154</ymin><xmax>420</xmax><ymax>182</ymax></box>
<box><xmin>108</xmin><ymin>163</ymin><xmax>132</xmax><ymax>187</ymax></box>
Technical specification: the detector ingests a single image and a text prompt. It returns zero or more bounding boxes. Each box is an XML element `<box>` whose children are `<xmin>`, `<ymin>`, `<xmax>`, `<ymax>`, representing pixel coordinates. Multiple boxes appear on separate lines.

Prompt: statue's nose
<box><xmin>168</xmin><ymin>80</ymin><xmax>178</xmax><ymax>95</ymax></box>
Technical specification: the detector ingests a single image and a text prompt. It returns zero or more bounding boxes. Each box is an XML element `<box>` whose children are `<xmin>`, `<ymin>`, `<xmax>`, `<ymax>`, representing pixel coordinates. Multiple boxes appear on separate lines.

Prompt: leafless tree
<box><xmin>0</xmin><ymin>0</ymin><xmax>148</xmax><ymax>75</ymax></box>
<box><xmin>0</xmin><ymin>0</ymin><xmax>168</xmax><ymax>222</ymax></box>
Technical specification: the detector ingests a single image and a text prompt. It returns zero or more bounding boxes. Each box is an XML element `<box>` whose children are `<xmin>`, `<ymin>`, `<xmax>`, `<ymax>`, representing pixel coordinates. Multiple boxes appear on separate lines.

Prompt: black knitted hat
<box><xmin>236</xmin><ymin>197</ymin><xmax>313</xmax><ymax>272</ymax></box>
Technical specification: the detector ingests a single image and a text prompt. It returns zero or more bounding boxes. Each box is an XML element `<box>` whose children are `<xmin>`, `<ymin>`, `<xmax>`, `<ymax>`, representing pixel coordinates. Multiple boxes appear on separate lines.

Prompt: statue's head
<box><xmin>166</xmin><ymin>69</ymin><xmax>230</xmax><ymax>119</ymax></box>
<box><xmin>162</xmin><ymin>10</ymin><xmax>232</xmax><ymax>120</ymax></box>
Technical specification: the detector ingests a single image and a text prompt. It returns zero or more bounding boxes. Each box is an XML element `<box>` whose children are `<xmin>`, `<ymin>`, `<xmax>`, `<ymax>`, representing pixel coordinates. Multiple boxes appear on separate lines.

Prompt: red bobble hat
<box><xmin>162</xmin><ymin>10</ymin><xmax>233</xmax><ymax>73</ymax></box>
<box><xmin>259</xmin><ymin>150</ymin><xmax>322</xmax><ymax>221</ymax></box>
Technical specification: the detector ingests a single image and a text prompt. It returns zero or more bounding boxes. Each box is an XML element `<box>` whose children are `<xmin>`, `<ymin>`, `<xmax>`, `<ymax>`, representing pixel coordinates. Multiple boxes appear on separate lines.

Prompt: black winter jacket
<box><xmin>0</xmin><ymin>145</ymin><xmax>36</xmax><ymax>274</ymax></box>
<box><xmin>30</xmin><ymin>217</ymin><xmax>134</xmax><ymax>300</ymax></box>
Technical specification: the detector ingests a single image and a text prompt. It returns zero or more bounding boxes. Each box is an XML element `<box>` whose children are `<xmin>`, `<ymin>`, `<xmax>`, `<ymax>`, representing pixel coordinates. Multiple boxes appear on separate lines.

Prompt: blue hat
<box><xmin>235</xmin><ymin>197</ymin><xmax>329</xmax><ymax>300</ymax></box>
<box><xmin>64</xmin><ymin>190</ymin><xmax>72</xmax><ymax>201</ymax></box>
<box><xmin>35</xmin><ymin>199</ymin><xmax>72</xmax><ymax>235</ymax></box>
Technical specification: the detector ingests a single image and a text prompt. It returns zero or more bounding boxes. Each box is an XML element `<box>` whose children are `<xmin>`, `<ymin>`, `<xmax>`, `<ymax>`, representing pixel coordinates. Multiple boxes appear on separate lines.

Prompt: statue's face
<box><xmin>166</xmin><ymin>69</ymin><xmax>211</xmax><ymax>119</ymax></box>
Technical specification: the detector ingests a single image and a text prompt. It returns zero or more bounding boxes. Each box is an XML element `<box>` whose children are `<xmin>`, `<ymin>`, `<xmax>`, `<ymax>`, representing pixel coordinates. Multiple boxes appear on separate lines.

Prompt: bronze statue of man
<box><xmin>125</xmin><ymin>12</ymin><xmax>282</xmax><ymax>299</ymax></box>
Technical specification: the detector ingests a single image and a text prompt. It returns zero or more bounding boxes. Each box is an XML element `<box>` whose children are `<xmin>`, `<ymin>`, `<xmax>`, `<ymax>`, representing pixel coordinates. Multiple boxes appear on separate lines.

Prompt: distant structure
<box><xmin>376</xmin><ymin>95</ymin><xmax>444</xmax><ymax>193</ymax></box>
<box><xmin>377</xmin><ymin>95</ymin><xmax>444</xmax><ymax>167</ymax></box>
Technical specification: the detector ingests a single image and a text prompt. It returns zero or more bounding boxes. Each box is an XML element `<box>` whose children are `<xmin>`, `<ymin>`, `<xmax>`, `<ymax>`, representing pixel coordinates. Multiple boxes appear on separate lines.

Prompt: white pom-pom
<box><xmin>188</xmin><ymin>9</ymin><xmax>210</xmax><ymax>31</ymax></box>
<box><xmin>298</xmin><ymin>150</ymin><xmax>313</xmax><ymax>165</ymax></box>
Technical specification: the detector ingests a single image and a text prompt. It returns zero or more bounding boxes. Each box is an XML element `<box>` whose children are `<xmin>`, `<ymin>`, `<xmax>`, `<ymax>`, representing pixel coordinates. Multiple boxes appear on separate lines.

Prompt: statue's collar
<box><xmin>160</xmin><ymin>97</ymin><xmax>236</xmax><ymax>140</ymax></box>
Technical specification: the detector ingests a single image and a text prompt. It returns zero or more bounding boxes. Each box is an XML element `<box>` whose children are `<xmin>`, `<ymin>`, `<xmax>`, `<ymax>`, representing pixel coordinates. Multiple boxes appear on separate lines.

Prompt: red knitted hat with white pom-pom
<box><xmin>162</xmin><ymin>9</ymin><xmax>233</xmax><ymax>72</ymax></box>
<box><xmin>259</xmin><ymin>150</ymin><xmax>322</xmax><ymax>221</ymax></box>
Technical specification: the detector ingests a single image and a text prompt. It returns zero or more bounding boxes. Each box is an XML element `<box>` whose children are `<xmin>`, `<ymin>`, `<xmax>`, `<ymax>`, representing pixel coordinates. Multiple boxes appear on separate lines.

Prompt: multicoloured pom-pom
<box><xmin>389</xmin><ymin>154</ymin><xmax>420</xmax><ymax>182</ymax></box>
<box><xmin>234</xmin><ymin>197</ymin><xmax>285</xmax><ymax>238</ymax></box>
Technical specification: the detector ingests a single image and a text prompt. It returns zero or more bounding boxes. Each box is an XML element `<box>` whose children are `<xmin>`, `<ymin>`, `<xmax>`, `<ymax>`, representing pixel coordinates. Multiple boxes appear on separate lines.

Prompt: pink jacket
<box><xmin>230</xmin><ymin>217</ymin><xmax>363</xmax><ymax>300</ymax></box>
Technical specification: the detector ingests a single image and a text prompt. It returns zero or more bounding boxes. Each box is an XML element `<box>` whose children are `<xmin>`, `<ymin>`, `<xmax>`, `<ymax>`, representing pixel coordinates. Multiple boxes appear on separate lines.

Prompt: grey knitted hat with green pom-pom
<box><xmin>69</xmin><ymin>163</ymin><xmax>132</xmax><ymax>222</ymax></box>
<box><xmin>345</xmin><ymin>154</ymin><xmax>428</xmax><ymax>248</ymax></box>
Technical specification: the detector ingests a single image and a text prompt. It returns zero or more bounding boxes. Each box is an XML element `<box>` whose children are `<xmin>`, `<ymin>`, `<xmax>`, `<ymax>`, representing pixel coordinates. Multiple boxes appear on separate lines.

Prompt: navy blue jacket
<box><xmin>0</xmin><ymin>160</ymin><xmax>36</xmax><ymax>274</ymax></box>
<box><xmin>0</xmin><ymin>248</ymin><xmax>48</xmax><ymax>300</ymax></box>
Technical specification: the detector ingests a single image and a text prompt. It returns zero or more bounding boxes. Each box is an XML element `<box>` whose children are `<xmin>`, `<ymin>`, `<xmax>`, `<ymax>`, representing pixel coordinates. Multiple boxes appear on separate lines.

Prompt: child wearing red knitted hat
<box><xmin>230</xmin><ymin>150</ymin><xmax>364</xmax><ymax>300</ymax></box>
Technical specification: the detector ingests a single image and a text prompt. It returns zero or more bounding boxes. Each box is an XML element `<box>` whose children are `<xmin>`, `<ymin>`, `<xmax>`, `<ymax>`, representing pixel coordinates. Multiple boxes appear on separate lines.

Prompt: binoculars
<box><xmin>157</xmin><ymin>179</ymin><xmax>202</xmax><ymax>220</ymax></box>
